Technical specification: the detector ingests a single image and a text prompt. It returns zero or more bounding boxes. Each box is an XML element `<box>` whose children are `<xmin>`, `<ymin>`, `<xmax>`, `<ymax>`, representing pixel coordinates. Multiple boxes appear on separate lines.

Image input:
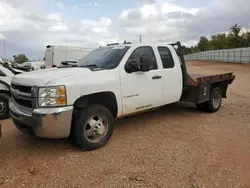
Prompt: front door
<box><xmin>120</xmin><ymin>46</ymin><xmax>163</xmax><ymax>115</ymax></box>
<box><xmin>156</xmin><ymin>46</ymin><xmax>183</xmax><ymax>104</ymax></box>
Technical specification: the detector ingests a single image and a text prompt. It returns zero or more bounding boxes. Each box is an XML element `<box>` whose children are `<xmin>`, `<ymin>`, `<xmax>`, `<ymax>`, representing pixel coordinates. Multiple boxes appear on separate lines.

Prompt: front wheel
<box><xmin>0</xmin><ymin>93</ymin><xmax>10</xmax><ymax>120</ymax></box>
<box><xmin>72</xmin><ymin>104</ymin><xmax>114</xmax><ymax>150</ymax></box>
<box><xmin>196</xmin><ymin>87</ymin><xmax>222</xmax><ymax>113</ymax></box>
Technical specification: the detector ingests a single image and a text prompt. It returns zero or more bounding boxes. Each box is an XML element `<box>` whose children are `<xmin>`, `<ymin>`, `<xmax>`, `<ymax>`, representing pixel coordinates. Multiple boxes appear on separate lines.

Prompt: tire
<box><xmin>72</xmin><ymin>104</ymin><xmax>114</xmax><ymax>150</ymax></box>
<box><xmin>196</xmin><ymin>87</ymin><xmax>222</xmax><ymax>113</ymax></box>
<box><xmin>0</xmin><ymin>93</ymin><xmax>10</xmax><ymax>120</ymax></box>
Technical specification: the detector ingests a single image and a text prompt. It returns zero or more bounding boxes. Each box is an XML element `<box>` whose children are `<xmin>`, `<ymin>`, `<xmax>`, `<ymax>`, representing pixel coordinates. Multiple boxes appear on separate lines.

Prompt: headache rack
<box><xmin>168</xmin><ymin>42</ymin><xmax>189</xmax><ymax>87</ymax></box>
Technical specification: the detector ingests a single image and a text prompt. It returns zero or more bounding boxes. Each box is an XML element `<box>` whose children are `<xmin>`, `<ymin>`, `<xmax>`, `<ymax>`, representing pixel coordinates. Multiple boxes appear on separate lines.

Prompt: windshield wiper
<box><xmin>80</xmin><ymin>64</ymin><xmax>105</xmax><ymax>71</ymax></box>
<box><xmin>60</xmin><ymin>61</ymin><xmax>79</xmax><ymax>68</ymax></box>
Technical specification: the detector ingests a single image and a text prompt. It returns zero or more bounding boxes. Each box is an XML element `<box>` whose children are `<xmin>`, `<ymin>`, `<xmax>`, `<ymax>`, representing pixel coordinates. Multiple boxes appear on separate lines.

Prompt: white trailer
<box><xmin>45</xmin><ymin>45</ymin><xmax>95</xmax><ymax>68</ymax></box>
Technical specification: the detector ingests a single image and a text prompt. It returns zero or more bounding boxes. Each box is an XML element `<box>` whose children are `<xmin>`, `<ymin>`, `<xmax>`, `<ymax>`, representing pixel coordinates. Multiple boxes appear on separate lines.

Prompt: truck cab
<box><xmin>9</xmin><ymin>42</ymin><xmax>235</xmax><ymax>150</ymax></box>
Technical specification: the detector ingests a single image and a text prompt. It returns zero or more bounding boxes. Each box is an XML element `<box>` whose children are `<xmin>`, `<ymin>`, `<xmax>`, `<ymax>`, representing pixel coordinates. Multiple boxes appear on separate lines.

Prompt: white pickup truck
<box><xmin>9</xmin><ymin>42</ymin><xmax>235</xmax><ymax>150</ymax></box>
<box><xmin>0</xmin><ymin>65</ymin><xmax>24</xmax><ymax>120</ymax></box>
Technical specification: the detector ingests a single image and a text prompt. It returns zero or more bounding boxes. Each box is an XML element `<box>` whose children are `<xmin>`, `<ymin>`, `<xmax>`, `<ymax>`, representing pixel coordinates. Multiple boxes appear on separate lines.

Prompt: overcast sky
<box><xmin>0</xmin><ymin>0</ymin><xmax>249</xmax><ymax>60</ymax></box>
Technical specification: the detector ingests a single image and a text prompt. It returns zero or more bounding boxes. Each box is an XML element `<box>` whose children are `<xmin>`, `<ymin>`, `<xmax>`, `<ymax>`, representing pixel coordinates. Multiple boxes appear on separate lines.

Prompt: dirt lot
<box><xmin>1</xmin><ymin>61</ymin><xmax>250</xmax><ymax>188</ymax></box>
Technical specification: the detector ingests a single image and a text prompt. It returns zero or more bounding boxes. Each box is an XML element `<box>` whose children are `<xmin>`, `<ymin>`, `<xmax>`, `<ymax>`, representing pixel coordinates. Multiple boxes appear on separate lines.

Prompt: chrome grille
<box><xmin>10</xmin><ymin>83</ymin><xmax>38</xmax><ymax>109</ymax></box>
<box><xmin>11</xmin><ymin>83</ymin><xmax>32</xmax><ymax>94</ymax></box>
<box><xmin>13</xmin><ymin>96</ymin><xmax>33</xmax><ymax>108</ymax></box>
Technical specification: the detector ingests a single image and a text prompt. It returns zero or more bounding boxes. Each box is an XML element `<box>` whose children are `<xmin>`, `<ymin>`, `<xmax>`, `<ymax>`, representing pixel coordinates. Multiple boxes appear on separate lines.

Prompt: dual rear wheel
<box><xmin>196</xmin><ymin>87</ymin><xmax>222</xmax><ymax>113</ymax></box>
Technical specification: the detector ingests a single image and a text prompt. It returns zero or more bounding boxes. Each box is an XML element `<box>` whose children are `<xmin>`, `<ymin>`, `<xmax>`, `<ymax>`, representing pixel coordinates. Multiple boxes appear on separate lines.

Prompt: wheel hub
<box><xmin>94</xmin><ymin>123</ymin><xmax>105</xmax><ymax>135</ymax></box>
<box><xmin>84</xmin><ymin>116</ymin><xmax>108</xmax><ymax>144</ymax></box>
<box><xmin>212</xmin><ymin>91</ymin><xmax>221</xmax><ymax>108</ymax></box>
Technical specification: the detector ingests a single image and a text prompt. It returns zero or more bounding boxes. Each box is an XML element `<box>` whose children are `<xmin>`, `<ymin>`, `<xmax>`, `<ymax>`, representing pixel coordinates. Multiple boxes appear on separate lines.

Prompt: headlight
<box><xmin>38</xmin><ymin>86</ymin><xmax>66</xmax><ymax>107</ymax></box>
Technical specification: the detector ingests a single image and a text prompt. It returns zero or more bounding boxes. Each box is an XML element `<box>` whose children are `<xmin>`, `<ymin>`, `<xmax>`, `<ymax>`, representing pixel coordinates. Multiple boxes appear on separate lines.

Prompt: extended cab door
<box><xmin>120</xmin><ymin>46</ymin><xmax>164</xmax><ymax>115</ymax></box>
<box><xmin>155</xmin><ymin>46</ymin><xmax>183</xmax><ymax>104</ymax></box>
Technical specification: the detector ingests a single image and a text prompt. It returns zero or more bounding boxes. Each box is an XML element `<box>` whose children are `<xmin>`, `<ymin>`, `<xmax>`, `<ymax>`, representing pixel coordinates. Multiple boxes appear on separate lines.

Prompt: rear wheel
<box><xmin>0</xmin><ymin>93</ymin><xmax>10</xmax><ymax>120</ymax></box>
<box><xmin>196</xmin><ymin>87</ymin><xmax>222</xmax><ymax>113</ymax></box>
<box><xmin>71</xmin><ymin>104</ymin><xmax>114</xmax><ymax>150</ymax></box>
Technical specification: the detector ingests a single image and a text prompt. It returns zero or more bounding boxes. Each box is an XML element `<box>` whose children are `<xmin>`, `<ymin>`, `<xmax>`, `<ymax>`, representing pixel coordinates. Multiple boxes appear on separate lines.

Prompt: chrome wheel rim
<box><xmin>0</xmin><ymin>100</ymin><xmax>5</xmax><ymax>115</ymax></box>
<box><xmin>84</xmin><ymin>115</ymin><xmax>108</xmax><ymax>144</ymax></box>
<box><xmin>212</xmin><ymin>91</ymin><xmax>221</xmax><ymax>109</ymax></box>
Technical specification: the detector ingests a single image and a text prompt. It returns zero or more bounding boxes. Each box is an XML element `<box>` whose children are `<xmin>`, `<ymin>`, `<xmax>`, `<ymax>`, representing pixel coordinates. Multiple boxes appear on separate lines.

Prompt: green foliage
<box><xmin>197</xmin><ymin>36</ymin><xmax>210</xmax><ymax>51</ymax></box>
<box><xmin>184</xmin><ymin>24</ymin><xmax>250</xmax><ymax>55</ymax></box>
<box><xmin>13</xmin><ymin>54</ymin><xmax>29</xmax><ymax>64</ymax></box>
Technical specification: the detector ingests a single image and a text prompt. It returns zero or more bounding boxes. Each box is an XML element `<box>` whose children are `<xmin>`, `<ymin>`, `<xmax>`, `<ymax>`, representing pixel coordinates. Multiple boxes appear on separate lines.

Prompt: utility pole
<box><xmin>139</xmin><ymin>35</ymin><xmax>142</xmax><ymax>43</ymax></box>
<box><xmin>3</xmin><ymin>40</ymin><xmax>6</xmax><ymax>59</ymax></box>
<box><xmin>65</xmin><ymin>36</ymin><xmax>67</xmax><ymax>61</ymax></box>
<box><xmin>148</xmin><ymin>0</ymin><xmax>152</xmax><ymax>42</ymax></box>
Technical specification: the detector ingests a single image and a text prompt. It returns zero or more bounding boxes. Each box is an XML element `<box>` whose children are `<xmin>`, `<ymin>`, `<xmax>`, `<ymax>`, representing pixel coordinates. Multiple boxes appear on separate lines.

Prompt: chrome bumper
<box><xmin>9</xmin><ymin>98</ymin><xmax>73</xmax><ymax>138</ymax></box>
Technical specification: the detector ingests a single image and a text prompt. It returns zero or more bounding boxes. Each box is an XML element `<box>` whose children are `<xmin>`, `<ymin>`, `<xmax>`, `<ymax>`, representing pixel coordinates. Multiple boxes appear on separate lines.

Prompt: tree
<box><xmin>230</xmin><ymin>24</ymin><xmax>242</xmax><ymax>37</ymax></box>
<box><xmin>210</xmin><ymin>33</ymin><xmax>229</xmax><ymax>50</ymax></box>
<box><xmin>180</xmin><ymin>24</ymin><xmax>249</xmax><ymax>55</ymax></box>
<box><xmin>229</xmin><ymin>24</ymin><xmax>242</xmax><ymax>48</ymax></box>
<box><xmin>13</xmin><ymin>54</ymin><xmax>29</xmax><ymax>64</ymax></box>
<box><xmin>197</xmin><ymin>36</ymin><xmax>210</xmax><ymax>51</ymax></box>
<box><xmin>182</xmin><ymin>45</ymin><xmax>192</xmax><ymax>55</ymax></box>
<box><xmin>242</xmin><ymin>31</ymin><xmax>250</xmax><ymax>47</ymax></box>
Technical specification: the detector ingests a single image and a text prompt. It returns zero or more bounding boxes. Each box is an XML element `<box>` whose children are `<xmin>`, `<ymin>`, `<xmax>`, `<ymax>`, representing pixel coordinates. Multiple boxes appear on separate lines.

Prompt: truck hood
<box><xmin>12</xmin><ymin>68</ymin><xmax>92</xmax><ymax>86</ymax></box>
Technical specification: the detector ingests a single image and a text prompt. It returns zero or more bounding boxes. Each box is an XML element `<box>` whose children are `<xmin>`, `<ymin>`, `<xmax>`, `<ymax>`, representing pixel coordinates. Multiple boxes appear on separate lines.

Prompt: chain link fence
<box><xmin>184</xmin><ymin>47</ymin><xmax>250</xmax><ymax>64</ymax></box>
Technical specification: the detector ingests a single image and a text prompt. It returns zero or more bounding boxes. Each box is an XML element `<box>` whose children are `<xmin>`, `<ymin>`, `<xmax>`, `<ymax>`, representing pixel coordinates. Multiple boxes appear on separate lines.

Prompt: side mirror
<box><xmin>125</xmin><ymin>61</ymin><xmax>140</xmax><ymax>73</ymax></box>
<box><xmin>139</xmin><ymin>53</ymin><xmax>151</xmax><ymax>72</ymax></box>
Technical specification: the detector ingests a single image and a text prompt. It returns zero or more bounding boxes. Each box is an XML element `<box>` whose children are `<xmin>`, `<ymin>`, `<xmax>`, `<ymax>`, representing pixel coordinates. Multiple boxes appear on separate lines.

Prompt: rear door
<box><xmin>120</xmin><ymin>46</ymin><xmax>164</xmax><ymax>115</ymax></box>
<box><xmin>155</xmin><ymin>46</ymin><xmax>183</xmax><ymax>104</ymax></box>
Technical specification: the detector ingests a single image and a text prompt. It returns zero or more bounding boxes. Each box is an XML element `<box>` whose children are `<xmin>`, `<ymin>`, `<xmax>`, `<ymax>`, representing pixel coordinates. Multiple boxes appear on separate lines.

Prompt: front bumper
<box><xmin>9</xmin><ymin>98</ymin><xmax>73</xmax><ymax>138</ymax></box>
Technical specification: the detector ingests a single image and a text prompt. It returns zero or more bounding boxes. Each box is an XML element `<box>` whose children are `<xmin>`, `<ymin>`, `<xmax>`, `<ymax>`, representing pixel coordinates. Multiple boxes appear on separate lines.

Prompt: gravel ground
<box><xmin>1</xmin><ymin>61</ymin><xmax>250</xmax><ymax>188</ymax></box>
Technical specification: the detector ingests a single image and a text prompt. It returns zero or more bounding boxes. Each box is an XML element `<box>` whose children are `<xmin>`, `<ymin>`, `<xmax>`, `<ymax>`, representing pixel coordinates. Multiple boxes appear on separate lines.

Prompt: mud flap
<box><xmin>196</xmin><ymin>83</ymin><xmax>211</xmax><ymax>103</ymax></box>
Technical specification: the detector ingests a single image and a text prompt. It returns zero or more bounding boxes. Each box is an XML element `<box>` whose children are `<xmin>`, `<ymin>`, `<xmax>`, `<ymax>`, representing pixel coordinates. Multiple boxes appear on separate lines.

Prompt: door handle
<box><xmin>152</xmin><ymin>75</ymin><xmax>162</xmax><ymax>80</ymax></box>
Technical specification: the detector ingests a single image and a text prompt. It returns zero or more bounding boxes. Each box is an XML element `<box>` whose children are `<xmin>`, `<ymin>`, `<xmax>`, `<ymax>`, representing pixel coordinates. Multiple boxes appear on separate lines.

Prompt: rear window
<box><xmin>157</xmin><ymin>47</ymin><xmax>175</xmax><ymax>69</ymax></box>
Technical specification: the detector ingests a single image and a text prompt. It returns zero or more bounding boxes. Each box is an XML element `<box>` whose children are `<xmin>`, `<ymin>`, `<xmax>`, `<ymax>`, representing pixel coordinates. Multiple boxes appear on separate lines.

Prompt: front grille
<box><xmin>11</xmin><ymin>83</ymin><xmax>32</xmax><ymax>93</ymax></box>
<box><xmin>13</xmin><ymin>97</ymin><xmax>33</xmax><ymax>108</ymax></box>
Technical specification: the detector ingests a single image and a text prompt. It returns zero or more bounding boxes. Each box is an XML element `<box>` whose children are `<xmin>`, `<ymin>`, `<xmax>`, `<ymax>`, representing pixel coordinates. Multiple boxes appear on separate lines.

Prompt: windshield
<box><xmin>77</xmin><ymin>46</ymin><xmax>130</xmax><ymax>70</ymax></box>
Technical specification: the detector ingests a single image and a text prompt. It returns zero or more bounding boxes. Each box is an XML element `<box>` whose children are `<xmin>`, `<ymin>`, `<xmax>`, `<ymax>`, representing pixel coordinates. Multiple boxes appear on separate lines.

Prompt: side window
<box><xmin>127</xmin><ymin>46</ymin><xmax>158</xmax><ymax>70</ymax></box>
<box><xmin>157</xmin><ymin>47</ymin><xmax>175</xmax><ymax>69</ymax></box>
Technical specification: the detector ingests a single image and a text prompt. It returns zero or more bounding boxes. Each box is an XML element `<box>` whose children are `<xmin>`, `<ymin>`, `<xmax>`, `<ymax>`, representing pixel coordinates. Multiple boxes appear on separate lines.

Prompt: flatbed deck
<box><xmin>187</xmin><ymin>72</ymin><xmax>235</xmax><ymax>86</ymax></box>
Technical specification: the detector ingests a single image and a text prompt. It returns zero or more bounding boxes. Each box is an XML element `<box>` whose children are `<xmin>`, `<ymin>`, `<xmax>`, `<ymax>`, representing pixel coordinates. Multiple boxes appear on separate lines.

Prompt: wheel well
<box><xmin>73</xmin><ymin>92</ymin><xmax>118</xmax><ymax>118</ymax></box>
<box><xmin>212</xmin><ymin>81</ymin><xmax>230</xmax><ymax>98</ymax></box>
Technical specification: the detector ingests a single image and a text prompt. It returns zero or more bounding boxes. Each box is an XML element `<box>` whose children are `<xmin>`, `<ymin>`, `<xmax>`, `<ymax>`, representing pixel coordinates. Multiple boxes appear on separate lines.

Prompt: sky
<box><xmin>0</xmin><ymin>0</ymin><xmax>250</xmax><ymax>60</ymax></box>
